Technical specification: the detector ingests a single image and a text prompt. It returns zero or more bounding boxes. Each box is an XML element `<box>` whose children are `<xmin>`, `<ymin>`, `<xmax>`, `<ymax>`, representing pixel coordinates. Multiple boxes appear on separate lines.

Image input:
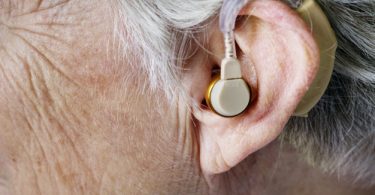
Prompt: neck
<box><xmin>204</xmin><ymin>140</ymin><xmax>375</xmax><ymax>195</ymax></box>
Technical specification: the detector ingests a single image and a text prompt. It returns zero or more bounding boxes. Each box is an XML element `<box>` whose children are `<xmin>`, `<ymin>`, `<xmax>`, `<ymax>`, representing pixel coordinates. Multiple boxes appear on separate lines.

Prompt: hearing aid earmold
<box><xmin>204</xmin><ymin>56</ymin><xmax>251</xmax><ymax>117</ymax></box>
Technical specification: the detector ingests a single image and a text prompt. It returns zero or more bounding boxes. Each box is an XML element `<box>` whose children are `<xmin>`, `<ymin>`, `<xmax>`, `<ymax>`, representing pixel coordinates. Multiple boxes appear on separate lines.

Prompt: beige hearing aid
<box><xmin>294</xmin><ymin>0</ymin><xmax>338</xmax><ymax>117</ymax></box>
<box><xmin>205</xmin><ymin>57</ymin><xmax>251</xmax><ymax>117</ymax></box>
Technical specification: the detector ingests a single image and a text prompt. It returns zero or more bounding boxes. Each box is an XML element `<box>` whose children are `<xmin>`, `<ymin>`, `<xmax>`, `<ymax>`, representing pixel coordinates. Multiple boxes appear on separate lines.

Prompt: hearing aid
<box><xmin>205</xmin><ymin>0</ymin><xmax>337</xmax><ymax>118</ymax></box>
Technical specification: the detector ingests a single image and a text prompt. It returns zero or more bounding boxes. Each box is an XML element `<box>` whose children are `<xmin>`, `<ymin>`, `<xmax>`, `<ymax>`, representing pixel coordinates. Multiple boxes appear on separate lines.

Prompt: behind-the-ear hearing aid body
<box><xmin>205</xmin><ymin>0</ymin><xmax>337</xmax><ymax>118</ymax></box>
<box><xmin>293</xmin><ymin>0</ymin><xmax>338</xmax><ymax>117</ymax></box>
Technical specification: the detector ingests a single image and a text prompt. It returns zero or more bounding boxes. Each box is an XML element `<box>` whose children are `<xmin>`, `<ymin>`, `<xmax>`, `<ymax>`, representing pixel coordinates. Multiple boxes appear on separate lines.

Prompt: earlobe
<box><xmin>192</xmin><ymin>0</ymin><xmax>320</xmax><ymax>174</ymax></box>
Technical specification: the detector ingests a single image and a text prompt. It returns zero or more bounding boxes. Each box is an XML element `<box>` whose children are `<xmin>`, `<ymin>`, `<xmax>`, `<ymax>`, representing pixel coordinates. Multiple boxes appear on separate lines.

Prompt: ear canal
<box><xmin>205</xmin><ymin>74</ymin><xmax>251</xmax><ymax>117</ymax></box>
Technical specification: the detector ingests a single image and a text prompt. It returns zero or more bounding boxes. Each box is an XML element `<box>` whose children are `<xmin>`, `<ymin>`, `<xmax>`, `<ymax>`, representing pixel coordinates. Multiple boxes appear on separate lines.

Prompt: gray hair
<box><xmin>112</xmin><ymin>0</ymin><xmax>375</xmax><ymax>186</ymax></box>
<box><xmin>283</xmin><ymin>0</ymin><xmax>375</xmax><ymax>186</ymax></box>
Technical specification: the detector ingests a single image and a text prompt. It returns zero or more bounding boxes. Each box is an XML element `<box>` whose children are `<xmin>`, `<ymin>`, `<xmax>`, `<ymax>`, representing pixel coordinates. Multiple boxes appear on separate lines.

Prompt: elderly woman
<box><xmin>0</xmin><ymin>0</ymin><xmax>374</xmax><ymax>194</ymax></box>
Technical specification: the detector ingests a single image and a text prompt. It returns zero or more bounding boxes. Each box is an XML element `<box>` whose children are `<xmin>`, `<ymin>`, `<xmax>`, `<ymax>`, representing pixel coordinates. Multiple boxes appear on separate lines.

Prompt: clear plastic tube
<box><xmin>219</xmin><ymin>0</ymin><xmax>249</xmax><ymax>33</ymax></box>
<box><xmin>220</xmin><ymin>0</ymin><xmax>249</xmax><ymax>58</ymax></box>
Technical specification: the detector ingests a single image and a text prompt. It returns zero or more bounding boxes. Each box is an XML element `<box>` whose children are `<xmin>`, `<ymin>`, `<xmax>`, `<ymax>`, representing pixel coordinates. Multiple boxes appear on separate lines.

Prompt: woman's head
<box><xmin>0</xmin><ymin>0</ymin><xmax>374</xmax><ymax>194</ymax></box>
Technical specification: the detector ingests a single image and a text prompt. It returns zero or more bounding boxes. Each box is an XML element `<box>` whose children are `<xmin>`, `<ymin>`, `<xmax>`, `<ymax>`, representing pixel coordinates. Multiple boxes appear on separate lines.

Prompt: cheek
<box><xmin>1</xmin><ymin>1</ymin><xmax>201</xmax><ymax>191</ymax></box>
<box><xmin>0</xmin><ymin>156</ymin><xmax>14</xmax><ymax>195</ymax></box>
<box><xmin>88</xmin><ymin>83</ymin><xmax>180</xmax><ymax>158</ymax></box>
<box><xmin>0</xmin><ymin>0</ymin><xmax>123</xmax><ymax>92</ymax></box>
<box><xmin>90</xmin><ymin>89</ymin><xmax>195</xmax><ymax>193</ymax></box>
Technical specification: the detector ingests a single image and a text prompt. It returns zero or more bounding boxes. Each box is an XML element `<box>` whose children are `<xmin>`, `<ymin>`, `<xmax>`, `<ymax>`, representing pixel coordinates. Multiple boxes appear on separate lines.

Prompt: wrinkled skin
<box><xmin>0</xmin><ymin>1</ymin><xmax>204</xmax><ymax>194</ymax></box>
<box><xmin>0</xmin><ymin>1</ymin><xmax>374</xmax><ymax>194</ymax></box>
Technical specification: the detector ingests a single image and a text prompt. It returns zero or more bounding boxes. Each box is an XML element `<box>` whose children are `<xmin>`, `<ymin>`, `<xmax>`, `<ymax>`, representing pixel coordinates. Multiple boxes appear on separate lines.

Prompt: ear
<box><xmin>186</xmin><ymin>0</ymin><xmax>320</xmax><ymax>174</ymax></box>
